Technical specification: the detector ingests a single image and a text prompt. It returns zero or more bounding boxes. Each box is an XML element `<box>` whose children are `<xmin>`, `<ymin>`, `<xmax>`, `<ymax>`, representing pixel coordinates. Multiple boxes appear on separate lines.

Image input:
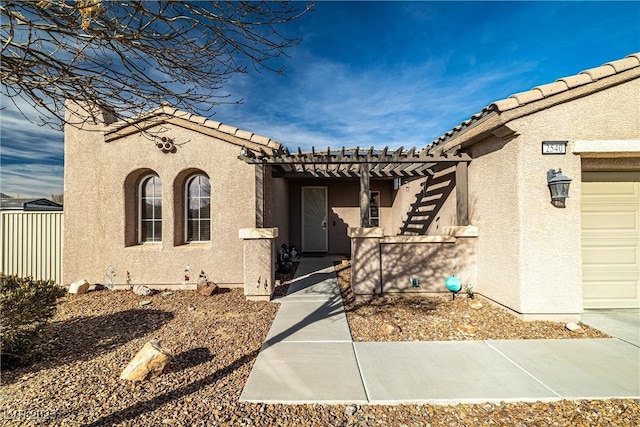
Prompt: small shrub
<box><xmin>0</xmin><ymin>274</ymin><xmax>67</xmax><ymax>368</ymax></box>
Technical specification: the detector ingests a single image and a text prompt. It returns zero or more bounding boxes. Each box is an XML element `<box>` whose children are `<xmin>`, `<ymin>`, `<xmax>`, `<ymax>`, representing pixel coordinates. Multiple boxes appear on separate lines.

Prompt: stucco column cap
<box><xmin>347</xmin><ymin>227</ymin><xmax>384</xmax><ymax>238</ymax></box>
<box><xmin>238</xmin><ymin>227</ymin><xmax>278</xmax><ymax>239</ymax></box>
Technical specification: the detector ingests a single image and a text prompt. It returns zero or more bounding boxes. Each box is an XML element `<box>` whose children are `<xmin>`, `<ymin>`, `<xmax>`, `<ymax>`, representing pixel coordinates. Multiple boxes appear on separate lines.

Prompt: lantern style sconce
<box><xmin>547</xmin><ymin>168</ymin><xmax>572</xmax><ymax>208</ymax></box>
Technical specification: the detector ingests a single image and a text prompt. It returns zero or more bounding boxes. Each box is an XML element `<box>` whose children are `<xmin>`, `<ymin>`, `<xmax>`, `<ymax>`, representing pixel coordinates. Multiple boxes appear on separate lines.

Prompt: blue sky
<box><xmin>1</xmin><ymin>1</ymin><xmax>639</xmax><ymax>198</ymax></box>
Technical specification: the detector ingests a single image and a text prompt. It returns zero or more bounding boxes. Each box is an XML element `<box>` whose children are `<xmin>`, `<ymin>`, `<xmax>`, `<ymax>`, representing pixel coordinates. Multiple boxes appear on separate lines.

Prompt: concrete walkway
<box><xmin>240</xmin><ymin>258</ymin><xmax>640</xmax><ymax>405</ymax></box>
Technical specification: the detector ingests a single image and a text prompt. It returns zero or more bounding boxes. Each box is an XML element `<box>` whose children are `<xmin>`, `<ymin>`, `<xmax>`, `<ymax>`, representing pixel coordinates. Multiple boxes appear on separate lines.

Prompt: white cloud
<box><xmin>0</xmin><ymin>94</ymin><xmax>64</xmax><ymax>197</ymax></box>
<box><xmin>214</xmin><ymin>53</ymin><xmax>539</xmax><ymax>151</ymax></box>
<box><xmin>0</xmin><ymin>163</ymin><xmax>64</xmax><ymax>198</ymax></box>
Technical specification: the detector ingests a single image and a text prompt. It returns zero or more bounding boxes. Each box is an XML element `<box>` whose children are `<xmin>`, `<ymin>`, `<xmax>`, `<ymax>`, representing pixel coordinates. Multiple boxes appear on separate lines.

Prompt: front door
<box><xmin>302</xmin><ymin>186</ymin><xmax>328</xmax><ymax>252</ymax></box>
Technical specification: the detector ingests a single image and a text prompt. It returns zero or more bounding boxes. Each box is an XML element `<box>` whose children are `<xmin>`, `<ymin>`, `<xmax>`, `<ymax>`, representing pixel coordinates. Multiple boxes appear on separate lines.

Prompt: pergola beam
<box><xmin>243</xmin><ymin>145</ymin><xmax>471</xmax><ymax>228</ymax></box>
<box><xmin>239</xmin><ymin>146</ymin><xmax>470</xmax><ymax>166</ymax></box>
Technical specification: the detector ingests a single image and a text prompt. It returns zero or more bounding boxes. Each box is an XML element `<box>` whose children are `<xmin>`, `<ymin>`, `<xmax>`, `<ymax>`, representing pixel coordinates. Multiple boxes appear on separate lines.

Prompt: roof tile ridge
<box><xmin>426</xmin><ymin>52</ymin><xmax>640</xmax><ymax>151</ymax></box>
<box><xmin>106</xmin><ymin>103</ymin><xmax>280</xmax><ymax>148</ymax></box>
<box><xmin>491</xmin><ymin>52</ymin><xmax>640</xmax><ymax>113</ymax></box>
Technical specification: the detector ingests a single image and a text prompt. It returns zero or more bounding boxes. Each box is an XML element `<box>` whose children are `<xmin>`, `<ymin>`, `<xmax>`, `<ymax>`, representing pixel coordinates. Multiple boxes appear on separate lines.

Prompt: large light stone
<box><xmin>69</xmin><ymin>279</ymin><xmax>90</xmax><ymax>294</ymax></box>
<box><xmin>565</xmin><ymin>322</ymin><xmax>582</xmax><ymax>332</ymax></box>
<box><xmin>120</xmin><ymin>340</ymin><xmax>172</xmax><ymax>381</ymax></box>
<box><xmin>133</xmin><ymin>285</ymin><xmax>153</xmax><ymax>296</ymax></box>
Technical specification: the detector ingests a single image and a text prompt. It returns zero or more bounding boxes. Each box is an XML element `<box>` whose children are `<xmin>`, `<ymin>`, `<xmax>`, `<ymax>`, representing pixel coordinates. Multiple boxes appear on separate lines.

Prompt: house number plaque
<box><xmin>542</xmin><ymin>141</ymin><xmax>567</xmax><ymax>155</ymax></box>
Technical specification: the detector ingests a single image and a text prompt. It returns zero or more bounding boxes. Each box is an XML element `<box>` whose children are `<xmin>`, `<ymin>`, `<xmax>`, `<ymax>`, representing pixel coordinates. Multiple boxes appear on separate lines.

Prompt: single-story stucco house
<box><xmin>63</xmin><ymin>52</ymin><xmax>639</xmax><ymax>321</ymax></box>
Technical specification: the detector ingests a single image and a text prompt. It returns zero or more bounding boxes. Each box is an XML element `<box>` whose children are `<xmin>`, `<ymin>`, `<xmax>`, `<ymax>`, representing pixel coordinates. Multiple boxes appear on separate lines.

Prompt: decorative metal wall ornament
<box><xmin>156</xmin><ymin>136</ymin><xmax>177</xmax><ymax>153</ymax></box>
<box><xmin>142</xmin><ymin>127</ymin><xmax>189</xmax><ymax>154</ymax></box>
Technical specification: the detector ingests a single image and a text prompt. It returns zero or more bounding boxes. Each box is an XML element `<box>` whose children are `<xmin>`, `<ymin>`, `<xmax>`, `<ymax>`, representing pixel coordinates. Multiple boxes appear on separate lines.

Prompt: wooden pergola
<box><xmin>240</xmin><ymin>146</ymin><xmax>472</xmax><ymax>228</ymax></box>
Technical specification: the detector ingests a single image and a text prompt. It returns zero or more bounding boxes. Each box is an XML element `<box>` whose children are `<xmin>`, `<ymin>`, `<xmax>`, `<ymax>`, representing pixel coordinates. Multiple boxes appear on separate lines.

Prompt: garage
<box><xmin>582</xmin><ymin>171</ymin><xmax>640</xmax><ymax>308</ymax></box>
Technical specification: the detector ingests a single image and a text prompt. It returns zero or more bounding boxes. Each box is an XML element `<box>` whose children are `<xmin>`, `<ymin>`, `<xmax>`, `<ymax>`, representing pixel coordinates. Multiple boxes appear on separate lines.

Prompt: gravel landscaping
<box><xmin>334</xmin><ymin>263</ymin><xmax>609</xmax><ymax>342</ymax></box>
<box><xmin>1</xmin><ymin>266</ymin><xmax>638</xmax><ymax>426</ymax></box>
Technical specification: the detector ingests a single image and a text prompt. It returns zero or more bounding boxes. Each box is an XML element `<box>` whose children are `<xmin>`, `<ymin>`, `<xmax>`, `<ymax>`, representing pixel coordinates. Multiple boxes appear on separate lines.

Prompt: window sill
<box><xmin>178</xmin><ymin>242</ymin><xmax>212</xmax><ymax>249</ymax></box>
<box><xmin>126</xmin><ymin>242</ymin><xmax>163</xmax><ymax>250</ymax></box>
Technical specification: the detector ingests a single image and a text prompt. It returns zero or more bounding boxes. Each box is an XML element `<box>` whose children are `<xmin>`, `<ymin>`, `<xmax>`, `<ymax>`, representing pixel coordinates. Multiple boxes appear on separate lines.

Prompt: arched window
<box><xmin>139</xmin><ymin>174</ymin><xmax>162</xmax><ymax>243</ymax></box>
<box><xmin>185</xmin><ymin>174</ymin><xmax>211</xmax><ymax>242</ymax></box>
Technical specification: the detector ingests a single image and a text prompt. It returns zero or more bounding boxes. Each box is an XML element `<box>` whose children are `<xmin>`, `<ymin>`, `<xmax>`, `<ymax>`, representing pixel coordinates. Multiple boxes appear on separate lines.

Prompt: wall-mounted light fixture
<box><xmin>547</xmin><ymin>168</ymin><xmax>572</xmax><ymax>208</ymax></box>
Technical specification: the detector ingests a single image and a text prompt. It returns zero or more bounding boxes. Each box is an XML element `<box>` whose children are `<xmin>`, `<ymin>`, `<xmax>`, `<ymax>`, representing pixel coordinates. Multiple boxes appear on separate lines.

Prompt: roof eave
<box><xmin>103</xmin><ymin>105</ymin><xmax>282</xmax><ymax>153</ymax></box>
<box><xmin>435</xmin><ymin>65</ymin><xmax>640</xmax><ymax>154</ymax></box>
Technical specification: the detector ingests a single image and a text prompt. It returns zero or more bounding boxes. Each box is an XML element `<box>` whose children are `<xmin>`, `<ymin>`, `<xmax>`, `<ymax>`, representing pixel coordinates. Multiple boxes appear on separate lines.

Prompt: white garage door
<box><xmin>582</xmin><ymin>171</ymin><xmax>640</xmax><ymax>308</ymax></box>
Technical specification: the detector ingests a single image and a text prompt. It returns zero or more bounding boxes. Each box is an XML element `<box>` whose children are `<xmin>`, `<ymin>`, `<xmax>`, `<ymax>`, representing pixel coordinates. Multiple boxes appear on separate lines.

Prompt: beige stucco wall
<box><xmin>390</xmin><ymin>177</ymin><xmax>426</xmax><ymax>234</ymax></box>
<box><xmin>468</xmin><ymin>135</ymin><xmax>522</xmax><ymax>310</ymax></box>
<box><xmin>63</xmin><ymin>103</ymin><xmax>256</xmax><ymax>287</ymax></box>
<box><xmin>469</xmin><ymin>77</ymin><xmax>640</xmax><ymax>319</ymax></box>
<box><xmin>425</xmin><ymin>165</ymin><xmax>458</xmax><ymax>235</ymax></box>
<box><xmin>349</xmin><ymin>226</ymin><xmax>477</xmax><ymax>297</ymax></box>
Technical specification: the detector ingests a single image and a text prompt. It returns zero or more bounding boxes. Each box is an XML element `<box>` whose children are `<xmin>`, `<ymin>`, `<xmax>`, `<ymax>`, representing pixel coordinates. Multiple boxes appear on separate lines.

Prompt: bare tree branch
<box><xmin>1</xmin><ymin>0</ymin><xmax>312</xmax><ymax>128</ymax></box>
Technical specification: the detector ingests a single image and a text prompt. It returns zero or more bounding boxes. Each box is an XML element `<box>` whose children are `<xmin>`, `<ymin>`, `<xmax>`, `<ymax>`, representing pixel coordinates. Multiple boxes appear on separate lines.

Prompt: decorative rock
<box><xmin>198</xmin><ymin>282</ymin><xmax>219</xmax><ymax>296</ymax></box>
<box><xmin>381</xmin><ymin>323</ymin><xmax>402</xmax><ymax>335</ymax></box>
<box><xmin>133</xmin><ymin>285</ymin><xmax>153</xmax><ymax>296</ymax></box>
<box><xmin>139</xmin><ymin>301</ymin><xmax>152</xmax><ymax>307</ymax></box>
<box><xmin>187</xmin><ymin>305</ymin><xmax>196</xmax><ymax>312</ymax></box>
<box><xmin>120</xmin><ymin>340</ymin><xmax>172</xmax><ymax>381</ymax></box>
<box><xmin>469</xmin><ymin>301</ymin><xmax>483</xmax><ymax>310</ymax></box>
<box><xmin>345</xmin><ymin>406</ymin><xmax>357</xmax><ymax>416</ymax></box>
<box><xmin>565</xmin><ymin>322</ymin><xmax>582</xmax><ymax>332</ymax></box>
<box><xmin>161</xmin><ymin>292</ymin><xmax>173</xmax><ymax>297</ymax></box>
<box><xmin>69</xmin><ymin>279</ymin><xmax>90</xmax><ymax>294</ymax></box>
<box><xmin>457</xmin><ymin>324</ymin><xmax>477</xmax><ymax>335</ymax></box>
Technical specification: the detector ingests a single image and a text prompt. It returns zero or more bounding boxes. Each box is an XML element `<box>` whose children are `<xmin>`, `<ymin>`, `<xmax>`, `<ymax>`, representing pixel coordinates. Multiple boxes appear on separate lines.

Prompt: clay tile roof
<box><xmin>510</xmin><ymin>88</ymin><xmax>545</xmax><ymax>105</ymax></box>
<box><xmin>534</xmin><ymin>81</ymin><xmax>568</xmax><ymax>97</ymax></box>
<box><xmin>608</xmin><ymin>55</ymin><xmax>640</xmax><ymax>72</ymax></box>
<box><xmin>105</xmin><ymin>104</ymin><xmax>282</xmax><ymax>151</ymax></box>
<box><xmin>428</xmin><ymin>52</ymin><xmax>640</xmax><ymax>150</ymax></box>
<box><xmin>557</xmin><ymin>73</ymin><xmax>593</xmax><ymax>89</ymax></box>
<box><xmin>582</xmin><ymin>63</ymin><xmax>616</xmax><ymax>80</ymax></box>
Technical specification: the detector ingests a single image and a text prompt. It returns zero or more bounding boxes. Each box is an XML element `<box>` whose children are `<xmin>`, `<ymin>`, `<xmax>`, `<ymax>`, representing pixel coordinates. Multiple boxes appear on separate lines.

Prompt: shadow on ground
<box><xmin>2</xmin><ymin>309</ymin><xmax>174</xmax><ymax>385</ymax></box>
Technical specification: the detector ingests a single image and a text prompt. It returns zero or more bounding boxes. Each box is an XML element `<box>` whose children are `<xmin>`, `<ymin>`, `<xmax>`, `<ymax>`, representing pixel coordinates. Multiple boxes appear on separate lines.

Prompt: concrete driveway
<box><xmin>581</xmin><ymin>309</ymin><xmax>640</xmax><ymax>347</ymax></box>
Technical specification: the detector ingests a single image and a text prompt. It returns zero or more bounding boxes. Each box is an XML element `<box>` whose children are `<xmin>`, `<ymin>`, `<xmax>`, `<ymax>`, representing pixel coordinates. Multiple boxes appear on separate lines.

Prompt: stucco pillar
<box><xmin>239</xmin><ymin>228</ymin><xmax>278</xmax><ymax>301</ymax></box>
<box><xmin>348</xmin><ymin>227</ymin><xmax>383</xmax><ymax>298</ymax></box>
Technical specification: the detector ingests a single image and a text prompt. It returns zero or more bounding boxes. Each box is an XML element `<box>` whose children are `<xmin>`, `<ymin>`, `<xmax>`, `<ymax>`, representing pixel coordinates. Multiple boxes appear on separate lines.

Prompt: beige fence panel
<box><xmin>0</xmin><ymin>211</ymin><xmax>64</xmax><ymax>284</ymax></box>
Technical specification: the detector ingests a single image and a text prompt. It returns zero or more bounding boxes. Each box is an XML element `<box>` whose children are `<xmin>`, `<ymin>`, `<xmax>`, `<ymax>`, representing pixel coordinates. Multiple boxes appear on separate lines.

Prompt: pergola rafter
<box><xmin>239</xmin><ymin>145</ymin><xmax>471</xmax><ymax>227</ymax></box>
<box><xmin>240</xmin><ymin>145</ymin><xmax>470</xmax><ymax>178</ymax></box>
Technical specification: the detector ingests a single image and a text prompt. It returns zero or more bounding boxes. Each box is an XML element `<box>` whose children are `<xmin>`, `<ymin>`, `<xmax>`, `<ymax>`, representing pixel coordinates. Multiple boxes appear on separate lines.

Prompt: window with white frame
<box><xmin>139</xmin><ymin>174</ymin><xmax>162</xmax><ymax>243</ymax></box>
<box><xmin>185</xmin><ymin>174</ymin><xmax>211</xmax><ymax>242</ymax></box>
<box><xmin>370</xmin><ymin>191</ymin><xmax>380</xmax><ymax>227</ymax></box>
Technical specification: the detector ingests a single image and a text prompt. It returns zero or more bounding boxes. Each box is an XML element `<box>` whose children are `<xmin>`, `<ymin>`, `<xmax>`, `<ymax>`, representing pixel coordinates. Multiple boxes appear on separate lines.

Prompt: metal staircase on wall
<box><xmin>399</xmin><ymin>167</ymin><xmax>456</xmax><ymax>235</ymax></box>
